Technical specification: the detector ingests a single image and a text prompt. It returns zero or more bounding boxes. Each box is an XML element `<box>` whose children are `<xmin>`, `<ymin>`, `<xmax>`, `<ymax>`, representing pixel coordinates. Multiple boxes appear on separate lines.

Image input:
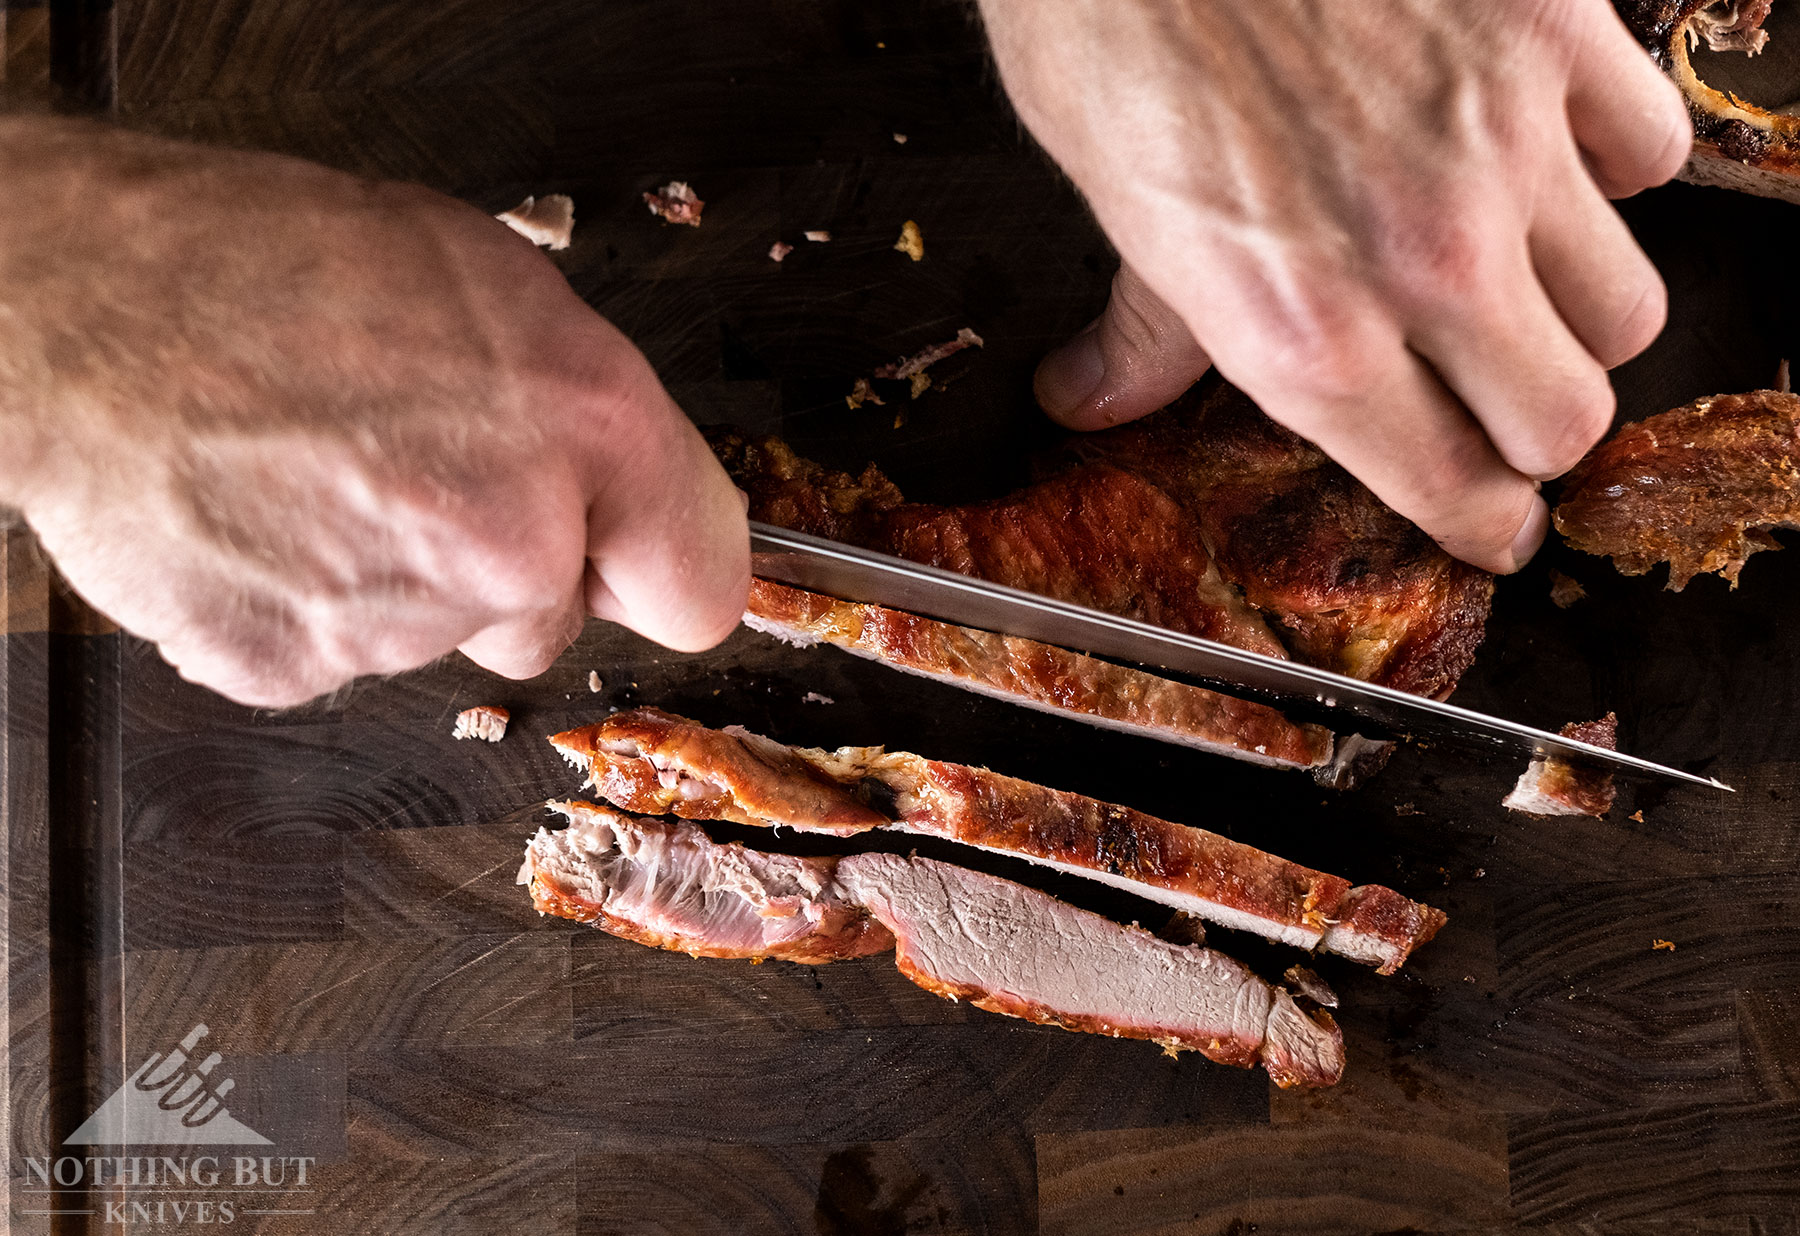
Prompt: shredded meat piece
<box><xmin>845</xmin><ymin>377</ymin><xmax>885</xmax><ymax>410</ymax></box>
<box><xmin>1503</xmin><ymin>713</ymin><xmax>1619</xmax><ymax>819</ymax></box>
<box><xmin>452</xmin><ymin>705</ymin><xmax>510</xmax><ymax>743</ymax></box>
<box><xmin>1283</xmin><ymin>964</ymin><xmax>1339</xmax><ymax>1008</ymax></box>
<box><xmin>1687</xmin><ymin>0</ymin><xmax>1773</xmax><ymax>52</ymax></box>
<box><xmin>551</xmin><ymin>708</ymin><xmax>1447</xmax><ymax>973</ymax></box>
<box><xmin>768</xmin><ymin>241</ymin><xmax>794</xmax><ymax>262</ymax></box>
<box><xmin>494</xmin><ymin>195</ymin><xmax>574</xmax><ymax>250</ymax></box>
<box><xmin>1555</xmin><ymin>390</ymin><xmax>1800</xmax><ymax>589</ymax></box>
<box><xmin>872</xmin><ymin>328</ymin><xmax>983</xmax><ymax>380</ymax></box>
<box><xmin>521</xmin><ymin>803</ymin><xmax>1345</xmax><ymax>1087</ymax></box>
<box><xmin>803</xmin><ymin>229</ymin><xmax>831</xmax><ymax>243</ymax></box>
<box><xmin>643</xmin><ymin>181</ymin><xmax>704</xmax><ymax>227</ymax></box>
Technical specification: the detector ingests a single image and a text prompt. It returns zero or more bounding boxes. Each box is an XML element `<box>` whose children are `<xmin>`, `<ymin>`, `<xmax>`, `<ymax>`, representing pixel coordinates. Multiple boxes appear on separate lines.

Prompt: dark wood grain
<box><xmin>5</xmin><ymin>0</ymin><xmax>1800</xmax><ymax>1233</ymax></box>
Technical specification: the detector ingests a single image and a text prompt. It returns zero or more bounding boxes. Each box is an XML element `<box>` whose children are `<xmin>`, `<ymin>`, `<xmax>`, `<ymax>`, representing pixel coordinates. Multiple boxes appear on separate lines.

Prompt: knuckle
<box><xmin>1600</xmin><ymin>276</ymin><xmax>1667</xmax><ymax>367</ymax></box>
<box><xmin>1514</xmin><ymin>381</ymin><xmax>1615</xmax><ymax>479</ymax></box>
<box><xmin>1376</xmin><ymin>207</ymin><xmax>1492</xmax><ymax>310</ymax></box>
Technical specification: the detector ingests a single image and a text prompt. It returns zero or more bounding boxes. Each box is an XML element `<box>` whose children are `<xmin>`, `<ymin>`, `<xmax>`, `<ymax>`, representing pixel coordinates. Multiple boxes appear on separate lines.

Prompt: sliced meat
<box><xmin>452</xmin><ymin>705</ymin><xmax>509</xmax><ymax>742</ymax></box>
<box><xmin>1503</xmin><ymin>714</ymin><xmax>1620</xmax><ymax>819</ymax></box>
<box><xmin>1555</xmin><ymin>390</ymin><xmax>1800</xmax><ymax>589</ymax></box>
<box><xmin>745</xmin><ymin>580</ymin><xmax>1333</xmax><ymax>771</ymax></box>
<box><xmin>714</xmin><ymin>378</ymin><xmax>1492</xmax><ymax>786</ymax></box>
<box><xmin>521</xmin><ymin>802</ymin><xmax>1345</xmax><ymax>1087</ymax></box>
<box><xmin>521</xmin><ymin>801</ymin><xmax>891</xmax><ymax>962</ymax></box>
<box><xmin>551</xmin><ymin>708</ymin><xmax>1446</xmax><ymax>974</ymax></box>
<box><xmin>1614</xmin><ymin>0</ymin><xmax>1800</xmax><ymax>203</ymax></box>
<box><xmin>495</xmin><ymin>194</ymin><xmax>574</xmax><ymax>250</ymax></box>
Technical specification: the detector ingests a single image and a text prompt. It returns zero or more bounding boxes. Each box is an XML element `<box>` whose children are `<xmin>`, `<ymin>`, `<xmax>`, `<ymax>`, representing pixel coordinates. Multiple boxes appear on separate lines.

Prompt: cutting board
<box><xmin>3</xmin><ymin>1</ymin><xmax>1798</xmax><ymax>1232</ymax></box>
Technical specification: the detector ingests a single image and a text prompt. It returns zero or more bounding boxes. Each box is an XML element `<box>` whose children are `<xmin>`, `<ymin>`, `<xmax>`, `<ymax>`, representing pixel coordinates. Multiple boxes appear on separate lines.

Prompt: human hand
<box><xmin>0</xmin><ymin>119</ymin><xmax>748</xmax><ymax>706</ymax></box>
<box><xmin>979</xmin><ymin>0</ymin><xmax>1690</xmax><ymax>573</ymax></box>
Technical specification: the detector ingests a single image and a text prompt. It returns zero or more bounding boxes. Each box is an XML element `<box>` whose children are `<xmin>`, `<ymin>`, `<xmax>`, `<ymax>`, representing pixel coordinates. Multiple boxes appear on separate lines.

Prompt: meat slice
<box><xmin>745</xmin><ymin>580</ymin><xmax>1333</xmax><ymax>771</ymax></box>
<box><xmin>1503</xmin><ymin>714</ymin><xmax>1620</xmax><ymax>819</ymax></box>
<box><xmin>714</xmin><ymin>378</ymin><xmax>1492</xmax><ymax>785</ymax></box>
<box><xmin>521</xmin><ymin>802</ymin><xmax>1345</xmax><ymax>1087</ymax></box>
<box><xmin>1555</xmin><ymin>390</ymin><xmax>1800</xmax><ymax>589</ymax></box>
<box><xmin>1614</xmin><ymin>0</ymin><xmax>1800</xmax><ymax>203</ymax></box>
<box><xmin>550</xmin><ymin>708</ymin><xmax>1446</xmax><ymax>973</ymax></box>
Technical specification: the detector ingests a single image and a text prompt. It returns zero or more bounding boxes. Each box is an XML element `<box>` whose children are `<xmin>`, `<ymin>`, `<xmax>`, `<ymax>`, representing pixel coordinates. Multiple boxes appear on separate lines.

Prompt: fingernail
<box><xmin>1508</xmin><ymin>497</ymin><xmax>1550</xmax><ymax>572</ymax></box>
<box><xmin>1034</xmin><ymin>322</ymin><xmax>1106</xmax><ymax>418</ymax></box>
<box><xmin>735</xmin><ymin>486</ymin><xmax>750</xmax><ymax>514</ymax></box>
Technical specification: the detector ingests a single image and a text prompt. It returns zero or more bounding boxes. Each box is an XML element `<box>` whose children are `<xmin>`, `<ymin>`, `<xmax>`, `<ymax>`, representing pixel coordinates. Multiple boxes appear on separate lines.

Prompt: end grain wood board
<box><xmin>4</xmin><ymin>1</ymin><xmax>1800</xmax><ymax>1232</ymax></box>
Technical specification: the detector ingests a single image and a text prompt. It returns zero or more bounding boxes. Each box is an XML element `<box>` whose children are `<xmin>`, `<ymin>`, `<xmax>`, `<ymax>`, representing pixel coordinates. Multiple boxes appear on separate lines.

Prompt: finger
<box><xmin>1530</xmin><ymin>151</ymin><xmax>1667</xmax><ymax>369</ymax></box>
<box><xmin>1408</xmin><ymin>237</ymin><xmax>1618</xmax><ymax>482</ymax></box>
<box><xmin>1035</xmin><ymin>262</ymin><xmax>1213</xmax><ymax>430</ymax></box>
<box><xmin>1566</xmin><ymin>4</ymin><xmax>1692</xmax><ymax>198</ymax></box>
<box><xmin>1228</xmin><ymin>340</ymin><xmax>1547</xmax><ymax>574</ymax></box>
<box><xmin>158</xmin><ymin>635</ymin><xmax>343</xmax><ymax>709</ymax></box>
<box><xmin>457</xmin><ymin>591</ymin><xmax>587</xmax><ymax>680</ymax></box>
<box><xmin>583</xmin><ymin>384</ymin><xmax>750</xmax><ymax>653</ymax></box>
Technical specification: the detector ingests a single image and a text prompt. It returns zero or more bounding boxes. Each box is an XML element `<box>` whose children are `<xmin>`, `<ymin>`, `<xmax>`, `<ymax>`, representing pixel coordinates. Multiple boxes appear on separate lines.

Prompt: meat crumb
<box><xmin>1630</xmin><ymin>809</ymin><xmax>1645</xmax><ymax>823</ymax></box>
<box><xmin>909</xmin><ymin>372</ymin><xmax>931</xmax><ymax>400</ymax></box>
<box><xmin>644</xmin><ymin>181</ymin><xmax>704</xmax><ymax>227</ymax></box>
<box><xmin>495</xmin><ymin>194</ymin><xmax>575</xmax><ymax>250</ymax></box>
<box><xmin>768</xmin><ymin>241</ymin><xmax>794</xmax><ymax>263</ymax></box>
<box><xmin>1282</xmin><ymin>965</ymin><xmax>1338</xmax><ymax>1008</ymax></box>
<box><xmin>1157</xmin><ymin>912</ymin><xmax>1207</xmax><ymax>947</ymax></box>
<box><xmin>588</xmin><ymin>671</ymin><xmax>604</xmax><ymax>694</ymax></box>
<box><xmin>452</xmin><ymin>705</ymin><xmax>510</xmax><ymax>743</ymax></box>
<box><xmin>1548</xmin><ymin>569</ymin><xmax>1587</xmax><ymax>609</ymax></box>
<box><xmin>1652</xmin><ymin>938</ymin><xmax>1677</xmax><ymax>951</ymax></box>
<box><xmin>893</xmin><ymin>132</ymin><xmax>909</xmax><ymax>144</ymax></box>
<box><xmin>873</xmin><ymin>327</ymin><xmax>984</xmax><ymax>380</ymax></box>
<box><xmin>801</xmin><ymin>691</ymin><xmax>835</xmax><ymax>705</ymax></box>
<box><xmin>846</xmin><ymin>377</ymin><xmax>886</xmax><ymax>410</ymax></box>
<box><xmin>894</xmin><ymin>219</ymin><xmax>925</xmax><ymax>261</ymax></box>
<box><xmin>804</xmin><ymin>229</ymin><xmax>832</xmax><ymax>243</ymax></box>
<box><xmin>1394</xmin><ymin>802</ymin><xmax>1422</xmax><ymax>816</ymax></box>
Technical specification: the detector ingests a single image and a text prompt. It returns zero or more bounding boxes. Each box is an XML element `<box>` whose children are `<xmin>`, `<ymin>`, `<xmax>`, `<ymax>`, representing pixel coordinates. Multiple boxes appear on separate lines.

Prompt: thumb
<box><xmin>584</xmin><ymin>387</ymin><xmax>750</xmax><ymax>653</ymax></box>
<box><xmin>1035</xmin><ymin>262</ymin><xmax>1213</xmax><ymax>430</ymax></box>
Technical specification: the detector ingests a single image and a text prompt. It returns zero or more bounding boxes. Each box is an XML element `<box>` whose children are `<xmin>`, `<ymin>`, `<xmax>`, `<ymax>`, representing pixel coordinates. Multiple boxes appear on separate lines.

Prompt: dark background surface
<box><xmin>3</xmin><ymin>1</ymin><xmax>1799</xmax><ymax>1232</ymax></box>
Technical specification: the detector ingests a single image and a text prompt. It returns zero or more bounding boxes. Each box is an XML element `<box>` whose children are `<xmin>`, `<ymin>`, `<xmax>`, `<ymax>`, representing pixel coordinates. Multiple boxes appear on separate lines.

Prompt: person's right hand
<box><xmin>980</xmin><ymin>0</ymin><xmax>1692</xmax><ymax>574</ymax></box>
<box><xmin>0</xmin><ymin>118</ymin><xmax>748</xmax><ymax>707</ymax></box>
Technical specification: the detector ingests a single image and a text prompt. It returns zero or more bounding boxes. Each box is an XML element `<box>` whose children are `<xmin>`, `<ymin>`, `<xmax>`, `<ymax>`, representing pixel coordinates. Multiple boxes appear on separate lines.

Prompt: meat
<box><xmin>745</xmin><ymin>580</ymin><xmax>1332</xmax><ymax>770</ymax></box>
<box><xmin>872</xmin><ymin>328</ymin><xmax>982</xmax><ymax>380</ymax></box>
<box><xmin>550</xmin><ymin>708</ymin><xmax>1447</xmax><ymax>973</ymax></box>
<box><xmin>643</xmin><ymin>181</ymin><xmax>704</xmax><ymax>226</ymax></box>
<box><xmin>1503</xmin><ymin>714</ymin><xmax>1620</xmax><ymax>819</ymax></box>
<box><xmin>715</xmin><ymin>378</ymin><xmax>1492</xmax><ymax>784</ymax></box>
<box><xmin>1614</xmin><ymin>0</ymin><xmax>1800</xmax><ymax>203</ymax></box>
<box><xmin>894</xmin><ymin>219</ymin><xmax>925</xmax><ymax>261</ymax></box>
<box><xmin>494</xmin><ymin>194</ymin><xmax>574</xmax><ymax>250</ymax></box>
<box><xmin>452</xmin><ymin>705</ymin><xmax>509</xmax><ymax>743</ymax></box>
<box><xmin>521</xmin><ymin>802</ymin><xmax>1345</xmax><ymax>1087</ymax></box>
<box><xmin>1555</xmin><ymin>390</ymin><xmax>1800</xmax><ymax>589</ymax></box>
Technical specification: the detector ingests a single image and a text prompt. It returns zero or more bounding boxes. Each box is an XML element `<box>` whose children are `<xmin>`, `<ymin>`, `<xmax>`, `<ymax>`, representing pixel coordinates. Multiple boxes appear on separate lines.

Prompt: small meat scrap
<box><xmin>1548</xmin><ymin>569</ymin><xmax>1586</xmax><ymax>609</ymax></box>
<box><xmin>804</xmin><ymin>229</ymin><xmax>832</xmax><ymax>243</ymax></box>
<box><xmin>1282</xmin><ymin>965</ymin><xmax>1339</xmax><ymax>1008</ymax></box>
<box><xmin>643</xmin><ymin>181</ymin><xmax>704</xmax><ymax>227</ymax></box>
<box><xmin>1554</xmin><ymin>390</ymin><xmax>1800</xmax><ymax>590</ymax></box>
<box><xmin>846</xmin><ymin>377</ymin><xmax>886</xmax><ymax>410</ymax></box>
<box><xmin>893</xmin><ymin>132</ymin><xmax>909</xmax><ymax>144</ymax></box>
<box><xmin>873</xmin><ymin>327</ymin><xmax>984</xmax><ymax>381</ymax></box>
<box><xmin>1652</xmin><ymin>938</ymin><xmax>1677</xmax><ymax>951</ymax></box>
<box><xmin>588</xmin><ymin>671</ymin><xmax>604</xmax><ymax>694</ymax></box>
<box><xmin>768</xmin><ymin>241</ymin><xmax>794</xmax><ymax>263</ymax></box>
<box><xmin>801</xmin><ymin>691</ymin><xmax>835</xmax><ymax>705</ymax></box>
<box><xmin>908</xmin><ymin>372</ymin><xmax>931</xmax><ymax>400</ymax></box>
<box><xmin>894</xmin><ymin>219</ymin><xmax>925</xmax><ymax>261</ymax></box>
<box><xmin>495</xmin><ymin>194</ymin><xmax>575</xmax><ymax>250</ymax></box>
<box><xmin>1503</xmin><ymin>713</ymin><xmax>1618</xmax><ymax>818</ymax></box>
<box><xmin>453</xmin><ymin>705</ymin><xmax>510</xmax><ymax>743</ymax></box>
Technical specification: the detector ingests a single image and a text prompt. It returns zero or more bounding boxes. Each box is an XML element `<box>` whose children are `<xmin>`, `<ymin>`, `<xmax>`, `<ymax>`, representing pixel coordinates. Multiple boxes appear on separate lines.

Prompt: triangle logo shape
<box><xmin>65</xmin><ymin>1023</ymin><xmax>272</xmax><ymax>1146</ymax></box>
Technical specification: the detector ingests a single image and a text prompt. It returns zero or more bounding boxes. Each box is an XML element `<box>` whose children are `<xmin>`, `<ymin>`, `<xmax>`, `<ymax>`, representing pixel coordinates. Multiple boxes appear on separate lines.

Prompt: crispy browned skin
<box><xmin>713</xmin><ymin>378</ymin><xmax>1492</xmax><ymax>702</ymax></box>
<box><xmin>747</xmin><ymin>579</ymin><xmax>1333</xmax><ymax>769</ymax></box>
<box><xmin>551</xmin><ymin>707</ymin><xmax>1447</xmax><ymax>973</ymax></box>
<box><xmin>1555</xmin><ymin>391</ymin><xmax>1800</xmax><ymax>589</ymax></box>
<box><xmin>1615</xmin><ymin>1</ymin><xmax>1800</xmax><ymax>200</ymax></box>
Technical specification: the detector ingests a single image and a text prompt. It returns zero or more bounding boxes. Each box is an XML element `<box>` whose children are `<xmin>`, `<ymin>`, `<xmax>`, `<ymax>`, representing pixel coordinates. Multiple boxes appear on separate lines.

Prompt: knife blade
<box><xmin>749</xmin><ymin>521</ymin><xmax>1730</xmax><ymax>791</ymax></box>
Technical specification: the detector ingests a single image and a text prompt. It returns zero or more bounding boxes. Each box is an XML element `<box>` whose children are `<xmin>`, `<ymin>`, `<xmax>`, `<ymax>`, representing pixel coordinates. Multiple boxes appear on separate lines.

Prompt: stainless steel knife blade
<box><xmin>748</xmin><ymin>521</ymin><xmax>1730</xmax><ymax>791</ymax></box>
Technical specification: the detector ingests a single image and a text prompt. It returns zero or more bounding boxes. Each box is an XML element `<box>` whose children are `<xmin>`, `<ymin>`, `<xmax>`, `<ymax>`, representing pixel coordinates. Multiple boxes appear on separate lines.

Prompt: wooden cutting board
<box><xmin>3</xmin><ymin>1</ymin><xmax>1798</xmax><ymax>1232</ymax></box>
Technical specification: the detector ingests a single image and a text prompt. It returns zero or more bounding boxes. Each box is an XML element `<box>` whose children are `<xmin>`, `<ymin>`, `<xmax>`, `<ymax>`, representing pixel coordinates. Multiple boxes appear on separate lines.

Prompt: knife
<box><xmin>749</xmin><ymin>521</ymin><xmax>1730</xmax><ymax>791</ymax></box>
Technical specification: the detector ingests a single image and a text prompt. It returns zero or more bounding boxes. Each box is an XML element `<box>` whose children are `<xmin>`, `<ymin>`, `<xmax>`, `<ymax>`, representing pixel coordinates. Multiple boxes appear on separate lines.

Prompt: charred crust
<box><xmin>1713</xmin><ymin>117</ymin><xmax>1772</xmax><ymax>163</ymax></box>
